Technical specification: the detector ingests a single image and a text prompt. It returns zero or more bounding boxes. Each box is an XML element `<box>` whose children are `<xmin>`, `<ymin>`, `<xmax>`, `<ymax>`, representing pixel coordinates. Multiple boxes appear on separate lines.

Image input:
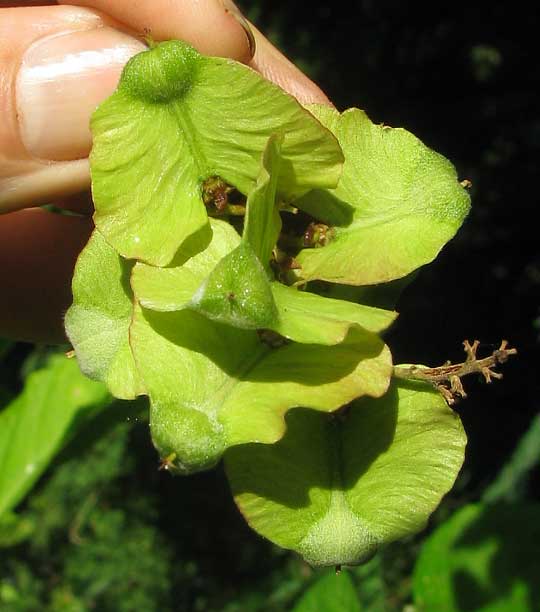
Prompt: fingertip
<box><xmin>248</xmin><ymin>23</ymin><xmax>333</xmax><ymax>106</ymax></box>
<box><xmin>220</xmin><ymin>0</ymin><xmax>256</xmax><ymax>60</ymax></box>
<box><xmin>60</xmin><ymin>0</ymin><xmax>255</xmax><ymax>63</ymax></box>
<box><xmin>0</xmin><ymin>6</ymin><xmax>144</xmax><ymax>212</ymax></box>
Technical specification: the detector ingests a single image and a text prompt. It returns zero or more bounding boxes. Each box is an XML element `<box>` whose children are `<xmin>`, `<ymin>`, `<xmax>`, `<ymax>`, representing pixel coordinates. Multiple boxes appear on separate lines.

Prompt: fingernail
<box><xmin>17</xmin><ymin>27</ymin><xmax>146</xmax><ymax>162</ymax></box>
<box><xmin>221</xmin><ymin>0</ymin><xmax>256</xmax><ymax>59</ymax></box>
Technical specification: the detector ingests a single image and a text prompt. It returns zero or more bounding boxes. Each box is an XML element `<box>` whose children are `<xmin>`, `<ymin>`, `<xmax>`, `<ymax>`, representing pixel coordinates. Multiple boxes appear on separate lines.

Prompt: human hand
<box><xmin>0</xmin><ymin>0</ymin><xmax>330</xmax><ymax>343</ymax></box>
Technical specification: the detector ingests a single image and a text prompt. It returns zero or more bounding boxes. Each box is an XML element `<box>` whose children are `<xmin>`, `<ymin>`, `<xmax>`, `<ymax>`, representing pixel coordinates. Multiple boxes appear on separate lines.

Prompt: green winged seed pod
<box><xmin>67</xmin><ymin>218</ymin><xmax>393</xmax><ymax>474</ymax></box>
<box><xmin>90</xmin><ymin>40</ymin><xmax>344</xmax><ymax>266</ymax></box>
<box><xmin>134</xmin><ymin>313</ymin><xmax>392</xmax><ymax>474</ymax></box>
<box><xmin>66</xmin><ymin>36</ymin><xmax>472</xmax><ymax>561</ymax></box>
<box><xmin>225</xmin><ymin>379</ymin><xmax>466</xmax><ymax>567</ymax></box>
<box><xmin>65</xmin><ymin>230</ymin><xmax>145</xmax><ymax>400</ymax></box>
<box><xmin>132</xmin><ymin>137</ymin><xmax>398</xmax><ymax>343</ymax></box>
<box><xmin>130</xmin><ymin>227</ymin><xmax>394</xmax><ymax>472</ymax></box>
<box><xmin>293</xmin><ymin>106</ymin><xmax>471</xmax><ymax>286</ymax></box>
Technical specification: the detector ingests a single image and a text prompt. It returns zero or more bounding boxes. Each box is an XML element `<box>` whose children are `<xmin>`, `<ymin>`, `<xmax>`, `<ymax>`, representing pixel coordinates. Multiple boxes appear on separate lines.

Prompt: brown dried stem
<box><xmin>393</xmin><ymin>340</ymin><xmax>517</xmax><ymax>405</ymax></box>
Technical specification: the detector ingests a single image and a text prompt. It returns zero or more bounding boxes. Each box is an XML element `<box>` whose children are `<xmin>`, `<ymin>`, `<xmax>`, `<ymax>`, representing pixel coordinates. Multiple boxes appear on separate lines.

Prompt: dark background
<box><xmin>1</xmin><ymin>1</ymin><xmax>538</xmax><ymax>610</ymax></box>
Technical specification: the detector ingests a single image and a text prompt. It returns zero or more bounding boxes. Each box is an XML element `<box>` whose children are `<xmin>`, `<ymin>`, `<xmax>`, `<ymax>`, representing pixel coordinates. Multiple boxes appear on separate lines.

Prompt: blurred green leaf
<box><xmin>1</xmin><ymin>419</ymin><xmax>172</xmax><ymax>612</ymax></box>
<box><xmin>0</xmin><ymin>354</ymin><xmax>112</xmax><ymax>518</ymax></box>
<box><xmin>483</xmin><ymin>415</ymin><xmax>540</xmax><ymax>503</ymax></box>
<box><xmin>0</xmin><ymin>339</ymin><xmax>13</xmax><ymax>362</ymax></box>
<box><xmin>470</xmin><ymin>45</ymin><xmax>502</xmax><ymax>82</ymax></box>
<box><xmin>351</xmin><ymin>555</ymin><xmax>386</xmax><ymax>612</ymax></box>
<box><xmin>413</xmin><ymin>503</ymin><xmax>540</xmax><ymax>612</ymax></box>
<box><xmin>0</xmin><ymin>511</ymin><xmax>34</xmax><ymax>548</ymax></box>
<box><xmin>292</xmin><ymin>571</ymin><xmax>362</xmax><ymax>612</ymax></box>
<box><xmin>20</xmin><ymin>345</ymin><xmax>59</xmax><ymax>380</ymax></box>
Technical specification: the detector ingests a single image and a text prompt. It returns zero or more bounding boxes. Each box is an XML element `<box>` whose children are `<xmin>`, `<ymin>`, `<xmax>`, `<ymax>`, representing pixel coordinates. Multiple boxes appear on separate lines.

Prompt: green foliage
<box><xmin>411</xmin><ymin>412</ymin><xmax>540</xmax><ymax>612</ymax></box>
<box><xmin>413</xmin><ymin>503</ymin><xmax>540</xmax><ymax>611</ymax></box>
<box><xmin>0</xmin><ymin>421</ymin><xmax>173</xmax><ymax>612</ymax></box>
<box><xmin>0</xmin><ymin>354</ymin><xmax>111</xmax><ymax>519</ymax></box>
<box><xmin>0</xmin><ymin>512</ymin><xmax>34</xmax><ymax>548</ymax></box>
<box><xmin>291</xmin><ymin>571</ymin><xmax>362</xmax><ymax>612</ymax></box>
<box><xmin>482</xmin><ymin>415</ymin><xmax>540</xmax><ymax>503</ymax></box>
<box><xmin>0</xmin><ymin>339</ymin><xmax>13</xmax><ymax>362</ymax></box>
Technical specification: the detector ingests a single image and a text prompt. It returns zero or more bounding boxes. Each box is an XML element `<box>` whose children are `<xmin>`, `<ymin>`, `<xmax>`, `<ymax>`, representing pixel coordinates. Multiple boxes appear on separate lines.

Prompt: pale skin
<box><xmin>0</xmin><ymin>1</ymin><xmax>331</xmax><ymax>342</ymax></box>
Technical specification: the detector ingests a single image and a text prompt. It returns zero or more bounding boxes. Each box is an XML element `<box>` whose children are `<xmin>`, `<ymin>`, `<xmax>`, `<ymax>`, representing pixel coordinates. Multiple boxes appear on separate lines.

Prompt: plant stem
<box><xmin>393</xmin><ymin>340</ymin><xmax>517</xmax><ymax>405</ymax></box>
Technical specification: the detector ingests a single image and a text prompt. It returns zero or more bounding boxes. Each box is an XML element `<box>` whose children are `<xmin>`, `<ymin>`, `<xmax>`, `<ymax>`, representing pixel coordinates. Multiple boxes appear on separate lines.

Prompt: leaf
<box><xmin>0</xmin><ymin>354</ymin><xmax>111</xmax><ymax>518</ymax></box>
<box><xmin>189</xmin><ymin>241</ymin><xmax>278</xmax><ymax>330</ymax></box>
<box><xmin>65</xmin><ymin>230</ymin><xmax>145</xmax><ymax>400</ymax></box>
<box><xmin>90</xmin><ymin>40</ymin><xmax>343</xmax><ymax>265</ymax></box>
<box><xmin>413</xmin><ymin>503</ymin><xmax>540</xmax><ymax>612</ymax></box>
<box><xmin>482</xmin><ymin>415</ymin><xmax>540</xmax><ymax>504</ymax></box>
<box><xmin>294</xmin><ymin>106</ymin><xmax>471</xmax><ymax>285</ymax></box>
<box><xmin>0</xmin><ymin>511</ymin><xmax>34</xmax><ymax>548</ymax></box>
<box><xmin>130</xmin><ymin>304</ymin><xmax>392</xmax><ymax>474</ymax></box>
<box><xmin>0</xmin><ymin>338</ymin><xmax>13</xmax><ymax>362</ymax></box>
<box><xmin>292</xmin><ymin>571</ymin><xmax>362</xmax><ymax>612</ymax></box>
<box><xmin>351</xmin><ymin>555</ymin><xmax>386</xmax><ymax>612</ymax></box>
<box><xmin>225</xmin><ymin>379</ymin><xmax>466</xmax><ymax>567</ymax></box>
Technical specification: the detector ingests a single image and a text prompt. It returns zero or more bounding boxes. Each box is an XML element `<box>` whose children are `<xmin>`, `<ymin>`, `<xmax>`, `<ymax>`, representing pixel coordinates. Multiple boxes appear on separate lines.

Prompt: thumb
<box><xmin>0</xmin><ymin>5</ymin><xmax>145</xmax><ymax>212</ymax></box>
<box><xmin>1</xmin><ymin>1</ymin><xmax>254</xmax><ymax>213</ymax></box>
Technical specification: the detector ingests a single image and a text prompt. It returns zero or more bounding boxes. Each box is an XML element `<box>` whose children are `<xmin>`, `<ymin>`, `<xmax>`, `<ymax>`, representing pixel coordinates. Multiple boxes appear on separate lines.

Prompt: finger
<box><xmin>0</xmin><ymin>208</ymin><xmax>93</xmax><ymax>343</ymax></box>
<box><xmin>0</xmin><ymin>5</ymin><xmax>146</xmax><ymax>213</ymax></box>
<box><xmin>248</xmin><ymin>22</ymin><xmax>332</xmax><ymax>106</ymax></box>
<box><xmin>68</xmin><ymin>0</ymin><xmax>330</xmax><ymax>104</ymax></box>
<box><xmin>3</xmin><ymin>2</ymin><xmax>56</xmax><ymax>5</ymax></box>
<box><xmin>59</xmin><ymin>0</ymin><xmax>255</xmax><ymax>63</ymax></box>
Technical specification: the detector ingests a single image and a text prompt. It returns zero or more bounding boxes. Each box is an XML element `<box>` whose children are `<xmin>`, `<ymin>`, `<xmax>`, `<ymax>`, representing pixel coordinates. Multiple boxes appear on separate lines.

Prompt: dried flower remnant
<box><xmin>393</xmin><ymin>340</ymin><xmax>517</xmax><ymax>405</ymax></box>
<box><xmin>303</xmin><ymin>222</ymin><xmax>332</xmax><ymax>248</ymax></box>
<box><xmin>202</xmin><ymin>176</ymin><xmax>246</xmax><ymax>216</ymax></box>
